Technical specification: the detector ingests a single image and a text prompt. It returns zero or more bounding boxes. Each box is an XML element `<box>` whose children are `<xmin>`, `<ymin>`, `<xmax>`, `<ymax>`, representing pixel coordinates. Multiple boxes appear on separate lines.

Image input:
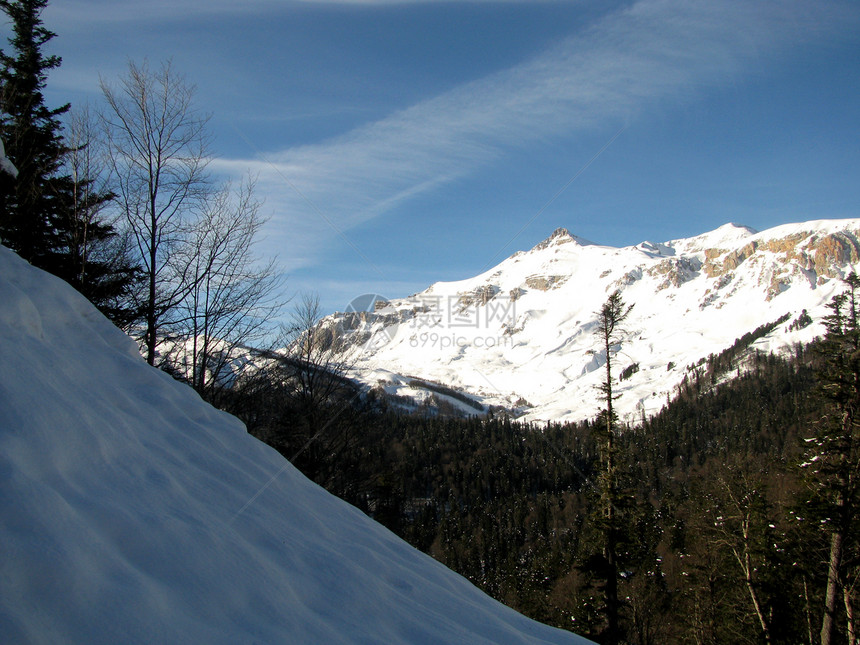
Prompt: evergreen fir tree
<box><xmin>0</xmin><ymin>1</ymin><xmax>140</xmax><ymax>325</ymax></box>
<box><xmin>804</xmin><ymin>272</ymin><xmax>860</xmax><ymax>645</ymax></box>
<box><xmin>592</xmin><ymin>290</ymin><xmax>633</xmax><ymax>645</ymax></box>
<box><xmin>0</xmin><ymin>0</ymin><xmax>70</xmax><ymax>265</ymax></box>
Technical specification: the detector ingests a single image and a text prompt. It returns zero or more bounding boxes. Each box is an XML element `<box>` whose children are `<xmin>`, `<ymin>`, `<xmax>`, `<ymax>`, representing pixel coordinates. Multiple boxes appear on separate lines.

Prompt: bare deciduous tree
<box><xmin>100</xmin><ymin>59</ymin><xmax>211</xmax><ymax>365</ymax></box>
<box><xmin>64</xmin><ymin>104</ymin><xmax>110</xmax><ymax>287</ymax></box>
<box><xmin>286</xmin><ymin>293</ymin><xmax>352</xmax><ymax>429</ymax></box>
<box><xmin>170</xmin><ymin>176</ymin><xmax>283</xmax><ymax>398</ymax></box>
<box><xmin>62</xmin><ymin>104</ymin><xmax>141</xmax><ymax>327</ymax></box>
<box><xmin>250</xmin><ymin>293</ymin><xmax>361</xmax><ymax>488</ymax></box>
<box><xmin>706</xmin><ymin>464</ymin><xmax>775</xmax><ymax>644</ymax></box>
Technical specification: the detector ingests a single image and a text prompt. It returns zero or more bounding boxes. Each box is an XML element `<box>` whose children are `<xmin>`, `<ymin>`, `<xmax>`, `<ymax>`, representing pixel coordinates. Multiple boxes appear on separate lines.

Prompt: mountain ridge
<box><xmin>326</xmin><ymin>218</ymin><xmax>860</xmax><ymax>422</ymax></box>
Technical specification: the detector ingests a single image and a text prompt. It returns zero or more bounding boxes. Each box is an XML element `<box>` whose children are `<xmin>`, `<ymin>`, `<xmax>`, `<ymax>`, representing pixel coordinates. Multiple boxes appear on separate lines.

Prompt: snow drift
<box><xmin>0</xmin><ymin>245</ymin><xmax>588</xmax><ymax>644</ymax></box>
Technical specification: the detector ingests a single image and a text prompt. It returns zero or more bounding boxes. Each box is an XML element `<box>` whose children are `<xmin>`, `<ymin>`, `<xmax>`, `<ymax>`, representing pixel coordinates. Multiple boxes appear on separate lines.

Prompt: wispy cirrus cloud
<box><xmin>216</xmin><ymin>0</ymin><xmax>857</xmax><ymax>267</ymax></box>
<box><xmin>45</xmin><ymin>0</ymin><xmax>560</xmax><ymax>28</ymax></box>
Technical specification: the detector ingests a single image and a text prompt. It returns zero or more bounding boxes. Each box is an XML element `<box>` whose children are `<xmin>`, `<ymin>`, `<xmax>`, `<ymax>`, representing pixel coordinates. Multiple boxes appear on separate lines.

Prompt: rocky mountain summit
<box><xmin>326</xmin><ymin>219</ymin><xmax>860</xmax><ymax>423</ymax></box>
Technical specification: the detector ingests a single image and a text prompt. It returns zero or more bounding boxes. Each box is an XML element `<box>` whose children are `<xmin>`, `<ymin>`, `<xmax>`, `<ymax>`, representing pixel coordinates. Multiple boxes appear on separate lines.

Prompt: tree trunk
<box><xmin>821</xmin><ymin>528</ymin><xmax>844</xmax><ymax>645</ymax></box>
<box><xmin>742</xmin><ymin>554</ymin><xmax>772</xmax><ymax>644</ymax></box>
<box><xmin>602</xmin><ymin>304</ymin><xmax>620</xmax><ymax>645</ymax></box>
<box><xmin>146</xmin><ymin>207</ymin><xmax>157</xmax><ymax>366</ymax></box>
<box><xmin>730</xmin><ymin>512</ymin><xmax>772</xmax><ymax>644</ymax></box>
<box><xmin>604</xmin><ymin>530</ymin><xmax>620</xmax><ymax>645</ymax></box>
<box><xmin>146</xmin><ymin>265</ymin><xmax>156</xmax><ymax>365</ymax></box>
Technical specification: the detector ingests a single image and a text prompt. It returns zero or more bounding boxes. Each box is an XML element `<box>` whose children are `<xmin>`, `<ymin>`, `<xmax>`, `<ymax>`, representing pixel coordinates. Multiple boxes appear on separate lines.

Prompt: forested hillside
<box><xmin>228</xmin><ymin>341</ymin><xmax>848</xmax><ymax>644</ymax></box>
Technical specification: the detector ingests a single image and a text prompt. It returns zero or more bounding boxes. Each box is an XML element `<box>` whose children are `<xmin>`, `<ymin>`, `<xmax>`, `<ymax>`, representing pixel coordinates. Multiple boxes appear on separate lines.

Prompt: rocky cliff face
<box><xmin>324</xmin><ymin>219</ymin><xmax>860</xmax><ymax>423</ymax></box>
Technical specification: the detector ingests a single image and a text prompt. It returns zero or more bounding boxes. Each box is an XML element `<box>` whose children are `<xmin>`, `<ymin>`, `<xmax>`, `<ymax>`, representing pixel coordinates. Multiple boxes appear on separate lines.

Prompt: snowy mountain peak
<box><xmin>718</xmin><ymin>221</ymin><xmax>757</xmax><ymax>235</ymax></box>
<box><xmin>668</xmin><ymin>222</ymin><xmax>758</xmax><ymax>254</ymax></box>
<box><xmin>530</xmin><ymin>227</ymin><xmax>593</xmax><ymax>252</ymax></box>
<box><xmin>327</xmin><ymin>218</ymin><xmax>860</xmax><ymax>423</ymax></box>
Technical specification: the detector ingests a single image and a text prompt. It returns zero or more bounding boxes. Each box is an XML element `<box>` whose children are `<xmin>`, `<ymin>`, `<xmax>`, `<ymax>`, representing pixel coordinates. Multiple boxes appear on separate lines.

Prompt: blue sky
<box><xmin>29</xmin><ymin>0</ymin><xmax>860</xmax><ymax>313</ymax></box>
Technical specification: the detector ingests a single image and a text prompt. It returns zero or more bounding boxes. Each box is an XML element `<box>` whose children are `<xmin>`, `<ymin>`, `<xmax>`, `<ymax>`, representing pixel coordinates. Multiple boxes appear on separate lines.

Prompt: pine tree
<box><xmin>804</xmin><ymin>273</ymin><xmax>860</xmax><ymax>645</ymax></box>
<box><xmin>0</xmin><ymin>0</ymin><xmax>70</xmax><ymax>265</ymax></box>
<box><xmin>0</xmin><ymin>1</ymin><xmax>139</xmax><ymax>325</ymax></box>
<box><xmin>593</xmin><ymin>289</ymin><xmax>633</xmax><ymax>645</ymax></box>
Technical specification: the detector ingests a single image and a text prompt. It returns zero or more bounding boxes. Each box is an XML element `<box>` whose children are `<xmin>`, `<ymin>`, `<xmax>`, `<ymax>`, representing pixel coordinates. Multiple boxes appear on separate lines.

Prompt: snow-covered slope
<box><xmin>0</xmin><ymin>245</ymin><xmax>589</xmax><ymax>644</ymax></box>
<box><xmin>328</xmin><ymin>219</ymin><xmax>860</xmax><ymax>423</ymax></box>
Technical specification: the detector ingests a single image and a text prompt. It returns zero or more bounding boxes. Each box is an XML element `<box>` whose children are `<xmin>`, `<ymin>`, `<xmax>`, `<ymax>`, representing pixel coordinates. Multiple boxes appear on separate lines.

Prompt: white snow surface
<box><xmin>0</xmin><ymin>138</ymin><xmax>18</xmax><ymax>178</ymax></box>
<box><xmin>332</xmin><ymin>219</ymin><xmax>860</xmax><ymax>423</ymax></box>
<box><xmin>0</xmin><ymin>245</ymin><xmax>589</xmax><ymax>644</ymax></box>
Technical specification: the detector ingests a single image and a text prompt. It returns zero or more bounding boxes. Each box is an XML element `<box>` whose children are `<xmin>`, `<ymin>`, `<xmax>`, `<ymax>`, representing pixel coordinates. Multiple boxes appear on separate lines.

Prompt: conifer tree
<box><xmin>0</xmin><ymin>0</ymin><xmax>71</xmax><ymax>265</ymax></box>
<box><xmin>0</xmin><ymin>1</ymin><xmax>140</xmax><ymax>325</ymax></box>
<box><xmin>804</xmin><ymin>272</ymin><xmax>860</xmax><ymax>645</ymax></box>
<box><xmin>593</xmin><ymin>289</ymin><xmax>633</xmax><ymax>645</ymax></box>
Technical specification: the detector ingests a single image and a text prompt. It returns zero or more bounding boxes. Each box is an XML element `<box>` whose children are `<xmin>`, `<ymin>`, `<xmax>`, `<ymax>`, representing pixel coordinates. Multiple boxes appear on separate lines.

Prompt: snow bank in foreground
<box><xmin>0</xmin><ymin>246</ymin><xmax>588</xmax><ymax>644</ymax></box>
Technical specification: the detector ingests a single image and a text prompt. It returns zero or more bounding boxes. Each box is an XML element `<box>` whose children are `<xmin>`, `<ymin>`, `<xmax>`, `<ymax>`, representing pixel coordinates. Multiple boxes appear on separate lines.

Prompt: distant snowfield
<box><xmin>0</xmin><ymin>245</ymin><xmax>589</xmax><ymax>644</ymax></box>
<box><xmin>333</xmin><ymin>220</ymin><xmax>860</xmax><ymax>423</ymax></box>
